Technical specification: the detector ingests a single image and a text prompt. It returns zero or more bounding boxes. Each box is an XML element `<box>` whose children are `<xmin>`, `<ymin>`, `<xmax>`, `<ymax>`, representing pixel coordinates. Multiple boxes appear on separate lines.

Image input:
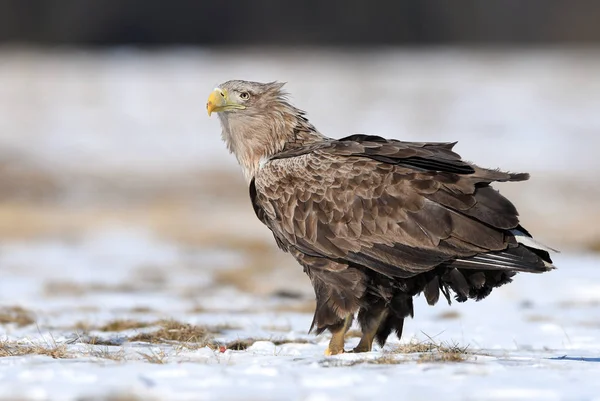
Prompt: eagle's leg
<box><xmin>353</xmin><ymin>307</ymin><xmax>389</xmax><ymax>353</ymax></box>
<box><xmin>324</xmin><ymin>314</ymin><xmax>353</xmax><ymax>356</ymax></box>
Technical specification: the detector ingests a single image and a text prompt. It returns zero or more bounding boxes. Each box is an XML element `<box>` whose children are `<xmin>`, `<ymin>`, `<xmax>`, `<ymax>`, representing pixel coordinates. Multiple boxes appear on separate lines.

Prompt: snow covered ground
<box><xmin>0</xmin><ymin>48</ymin><xmax>599</xmax><ymax>400</ymax></box>
<box><xmin>0</xmin><ymin>230</ymin><xmax>599</xmax><ymax>401</ymax></box>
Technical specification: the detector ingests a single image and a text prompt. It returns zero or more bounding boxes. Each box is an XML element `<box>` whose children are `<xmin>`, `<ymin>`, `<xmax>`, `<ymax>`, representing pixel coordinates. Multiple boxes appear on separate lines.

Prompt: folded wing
<box><xmin>252</xmin><ymin>137</ymin><xmax>553</xmax><ymax>280</ymax></box>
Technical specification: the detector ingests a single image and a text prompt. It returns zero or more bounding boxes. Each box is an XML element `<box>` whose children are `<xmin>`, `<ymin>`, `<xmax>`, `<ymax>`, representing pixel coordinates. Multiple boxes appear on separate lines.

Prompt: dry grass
<box><xmin>395</xmin><ymin>340</ymin><xmax>437</xmax><ymax>354</ymax></box>
<box><xmin>0</xmin><ymin>306</ymin><xmax>36</xmax><ymax>327</ymax></box>
<box><xmin>72</xmin><ymin>319</ymin><xmax>235</xmax><ymax>349</ymax></box>
<box><xmin>417</xmin><ymin>349</ymin><xmax>469</xmax><ymax>363</ymax></box>
<box><xmin>138</xmin><ymin>349</ymin><xmax>168</xmax><ymax>364</ymax></box>
<box><xmin>97</xmin><ymin>319</ymin><xmax>153</xmax><ymax>332</ymax></box>
<box><xmin>87</xmin><ymin>346</ymin><xmax>127</xmax><ymax>361</ymax></box>
<box><xmin>0</xmin><ymin>339</ymin><xmax>71</xmax><ymax>359</ymax></box>
<box><xmin>393</xmin><ymin>338</ymin><xmax>471</xmax><ymax>363</ymax></box>
<box><xmin>128</xmin><ymin>320</ymin><xmax>214</xmax><ymax>347</ymax></box>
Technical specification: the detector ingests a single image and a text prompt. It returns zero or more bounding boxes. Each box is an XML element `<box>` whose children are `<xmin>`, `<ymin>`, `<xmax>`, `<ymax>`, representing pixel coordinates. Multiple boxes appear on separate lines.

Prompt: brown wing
<box><xmin>252</xmin><ymin>138</ymin><xmax>544</xmax><ymax>279</ymax></box>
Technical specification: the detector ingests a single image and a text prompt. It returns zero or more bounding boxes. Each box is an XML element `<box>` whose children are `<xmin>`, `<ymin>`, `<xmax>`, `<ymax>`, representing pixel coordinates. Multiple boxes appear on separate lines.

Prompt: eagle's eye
<box><xmin>239</xmin><ymin>91</ymin><xmax>250</xmax><ymax>100</ymax></box>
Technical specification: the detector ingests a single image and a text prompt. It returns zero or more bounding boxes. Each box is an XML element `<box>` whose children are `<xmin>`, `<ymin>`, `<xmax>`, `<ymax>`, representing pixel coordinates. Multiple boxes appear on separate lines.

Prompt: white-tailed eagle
<box><xmin>207</xmin><ymin>80</ymin><xmax>555</xmax><ymax>355</ymax></box>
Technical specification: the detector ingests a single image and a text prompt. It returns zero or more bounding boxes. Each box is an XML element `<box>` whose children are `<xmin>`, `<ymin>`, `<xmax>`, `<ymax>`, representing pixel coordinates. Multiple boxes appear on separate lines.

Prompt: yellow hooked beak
<box><xmin>206</xmin><ymin>88</ymin><xmax>226</xmax><ymax>116</ymax></box>
<box><xmin>206</xmin><ymin>87</ymin><xmax>245</xmax><ymax>116</ymax></box>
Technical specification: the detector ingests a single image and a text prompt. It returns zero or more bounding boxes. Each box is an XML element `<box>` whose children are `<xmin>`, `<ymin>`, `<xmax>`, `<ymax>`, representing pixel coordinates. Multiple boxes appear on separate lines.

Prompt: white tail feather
<box><xmin>510</xmin><ymin>229</ymin><xmax>558</xmax><ymax>269</ymax></box>
<box><xmin>510</xmin><ymin>229</ymin><xmax>559</xmax><ymax>254</ymax></box>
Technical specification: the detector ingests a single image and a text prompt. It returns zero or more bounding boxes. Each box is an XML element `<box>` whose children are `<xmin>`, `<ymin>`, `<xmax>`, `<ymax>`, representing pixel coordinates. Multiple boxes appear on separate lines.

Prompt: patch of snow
<box><xmin>0</xmin><ymin>228</ymin><xmax>599</xmax><ymax>400</ymax></box>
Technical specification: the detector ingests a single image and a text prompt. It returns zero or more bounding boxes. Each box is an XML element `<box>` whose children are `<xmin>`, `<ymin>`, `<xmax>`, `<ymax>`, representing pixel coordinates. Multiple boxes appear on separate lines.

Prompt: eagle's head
<box><xmin>206</xmin><ymin>80</ymin><xmax>286</xmax><ymax>118</ymax></box>
<box><xmin>206</xmin><ymin>80</ymin><xmax>323</xmax><ymax>181</ymax></box>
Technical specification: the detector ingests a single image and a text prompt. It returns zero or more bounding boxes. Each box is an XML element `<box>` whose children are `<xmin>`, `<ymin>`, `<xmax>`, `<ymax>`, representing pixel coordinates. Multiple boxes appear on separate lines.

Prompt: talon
<box><xmin>324</xmin><ymin>347</ymin><xmax>345</xmax><ymax>356</ymax></box>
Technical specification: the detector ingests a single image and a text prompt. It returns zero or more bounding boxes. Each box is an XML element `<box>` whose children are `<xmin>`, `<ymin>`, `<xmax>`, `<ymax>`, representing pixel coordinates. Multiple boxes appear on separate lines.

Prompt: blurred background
<box><xmin>1</xmin><ymin>1</ymin><xmax>599</xmax><ymax>318</ymax></box>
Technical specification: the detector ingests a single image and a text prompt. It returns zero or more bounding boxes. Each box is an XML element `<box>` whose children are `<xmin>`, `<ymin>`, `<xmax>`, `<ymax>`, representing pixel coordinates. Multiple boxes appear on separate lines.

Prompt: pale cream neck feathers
<box><xmin>218</xmin><ymin>98</ymin><xmax>325</xmax><ymax>181</ymax></box>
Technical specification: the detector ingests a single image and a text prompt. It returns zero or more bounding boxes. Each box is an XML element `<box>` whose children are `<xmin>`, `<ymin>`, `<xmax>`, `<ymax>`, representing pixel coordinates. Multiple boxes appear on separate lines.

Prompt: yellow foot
<box><xmin>324</xmin><ymin>347</ymin><xmax>345</xmax><ymax>356</ymax></box>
